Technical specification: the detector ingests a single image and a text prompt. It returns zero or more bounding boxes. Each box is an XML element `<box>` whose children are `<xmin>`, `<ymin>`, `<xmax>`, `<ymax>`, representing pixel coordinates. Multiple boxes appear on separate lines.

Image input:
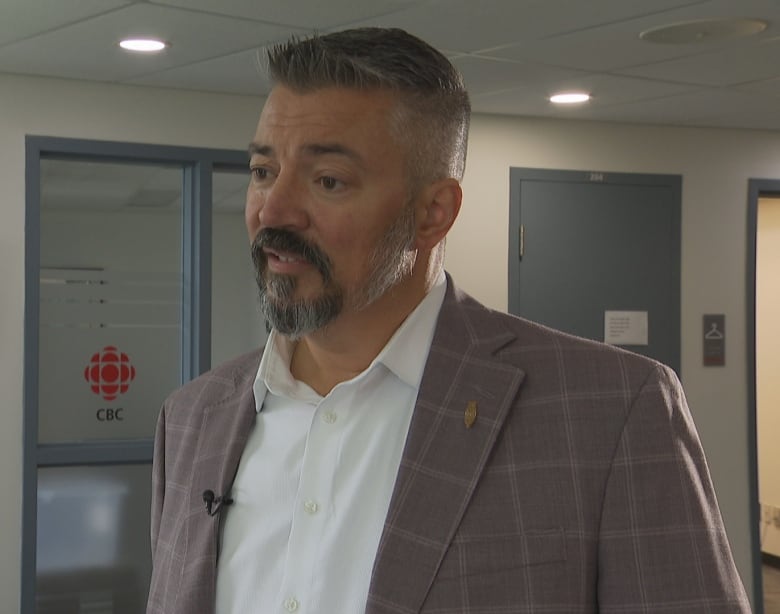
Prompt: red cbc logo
<box><xmin>84</xmin><ymin>346</ymin><xmax>136</xmax><ymax>401</ymax></box>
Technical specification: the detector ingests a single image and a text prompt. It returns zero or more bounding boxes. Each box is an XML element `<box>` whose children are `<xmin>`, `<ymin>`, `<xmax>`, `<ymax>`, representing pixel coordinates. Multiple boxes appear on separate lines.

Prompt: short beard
<box><xmin>251</xmin><ymin>204</ymin><xmax>417</xmax><ymax>339</ymax></box>
<box><xmin>352</xmin><ymin>202</ymin><xmax>417</xmax><ymax>310</ymax></box>
<box><xmin>251</xmin><ymin>228</ymin><xmax>342</xmax><ymax>340</ymax></box>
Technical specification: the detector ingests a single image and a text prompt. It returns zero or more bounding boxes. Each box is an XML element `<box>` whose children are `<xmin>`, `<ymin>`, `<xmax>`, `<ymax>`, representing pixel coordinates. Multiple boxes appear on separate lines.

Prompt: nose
<box><xmin>246</xmin><ymin>170</ymin><xmax>309</xmax><ymax>237</ymax></box>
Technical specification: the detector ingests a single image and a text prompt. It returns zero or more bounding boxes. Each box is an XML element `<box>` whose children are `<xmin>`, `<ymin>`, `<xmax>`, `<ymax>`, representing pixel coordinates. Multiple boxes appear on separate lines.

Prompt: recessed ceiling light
<box><xmin>119</xmin><ymin>38</ymin><xmax>168</xmax><ymax>53</ymax></box>
<box><xmin>550</xmin><ymin>92</ymin><xmax>591</xmax><ymax>104</ymax></box>
<box><xmin>640</xmin><ymin>18</ymin><xmax>767</xmax><ymax>44</ymax></box>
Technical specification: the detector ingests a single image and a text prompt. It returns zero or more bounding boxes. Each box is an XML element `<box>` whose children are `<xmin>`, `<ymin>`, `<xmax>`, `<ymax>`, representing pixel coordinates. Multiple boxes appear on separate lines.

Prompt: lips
<box><xmin>251</xmin><ymin>228</ymin><xmax>333</xmax><ymax>282</ymax></box>
<box><xmin>263</xmin><ymin>247</ymin><xmax>311</xmax><ymax>274</ymax></box>
<box><xmin>264</xmin><ymin>247</ymin><xmax>306</xmax><ymax>264</ymax></box>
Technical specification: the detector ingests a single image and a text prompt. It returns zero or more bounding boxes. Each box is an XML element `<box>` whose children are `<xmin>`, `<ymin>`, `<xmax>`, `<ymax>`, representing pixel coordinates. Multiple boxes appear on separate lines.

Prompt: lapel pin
<box><xmin>464</xmin><ymin>400</ymin><xmax>478</xmax><ymax>429</ymax></box>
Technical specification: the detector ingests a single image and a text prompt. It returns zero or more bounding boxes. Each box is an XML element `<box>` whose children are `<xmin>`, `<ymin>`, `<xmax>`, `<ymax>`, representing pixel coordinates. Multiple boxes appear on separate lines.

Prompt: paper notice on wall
<box><xmin>604</xmin><ymin>311</ymin><xmax>648</xmax><ymax>346</ymax></box>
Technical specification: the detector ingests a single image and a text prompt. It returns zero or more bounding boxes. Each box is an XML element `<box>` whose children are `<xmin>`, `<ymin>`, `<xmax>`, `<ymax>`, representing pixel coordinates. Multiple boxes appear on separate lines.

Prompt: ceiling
<box><xmin>4</xmin><ymin>0</ymin><xmax>780</xmax><ymax>132</ymax></box>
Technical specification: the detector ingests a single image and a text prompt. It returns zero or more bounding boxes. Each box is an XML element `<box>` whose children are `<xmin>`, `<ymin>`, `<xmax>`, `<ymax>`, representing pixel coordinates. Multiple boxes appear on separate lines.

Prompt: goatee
<box><xmin>251</xmin><ymin>204</ymin><xmax>417</xmax><ymax>339</ymax></box>
<box><xmin>251</xmin><ymin>228</ymin><xmax>342</xmax><ymax>340</ymax></box>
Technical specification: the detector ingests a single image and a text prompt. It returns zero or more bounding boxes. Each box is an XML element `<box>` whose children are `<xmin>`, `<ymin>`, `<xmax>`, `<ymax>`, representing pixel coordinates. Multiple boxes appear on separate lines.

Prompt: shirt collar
<box><xmin>371</xmin><ymin>270</ymin><xmax>446</xmax><ymax>388</ymax></box>
<box><xmin>253</xmin><ymin>271</ymin><xmax>447</xmax><ymax>412</ymax></box>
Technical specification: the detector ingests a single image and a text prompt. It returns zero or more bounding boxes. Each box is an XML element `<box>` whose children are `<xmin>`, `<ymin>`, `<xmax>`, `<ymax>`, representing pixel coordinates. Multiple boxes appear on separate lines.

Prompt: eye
<box><xmin>318</xmin><ymin>176</ymin><xmax>344</xmax><ymax>191</ymax></box>
<box><xmin>250</xmin><ymin>167</ymin><xmax>269</xmax><ymax>181</ymax></box>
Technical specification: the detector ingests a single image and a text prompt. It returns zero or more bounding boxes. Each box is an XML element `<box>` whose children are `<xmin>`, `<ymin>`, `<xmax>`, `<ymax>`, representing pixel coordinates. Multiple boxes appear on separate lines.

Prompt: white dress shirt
<box><xmin>215</xmin><ymin>273</ymin><xmax>446</xmax><ymax>614</ymax></box>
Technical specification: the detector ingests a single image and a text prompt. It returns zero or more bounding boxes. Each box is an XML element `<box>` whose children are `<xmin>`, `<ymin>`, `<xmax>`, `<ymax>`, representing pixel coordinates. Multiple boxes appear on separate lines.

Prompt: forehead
<box><xmin>255</xmin><ymin>86</ymin><xmax>400</xmax><ymax>145</ymax></box>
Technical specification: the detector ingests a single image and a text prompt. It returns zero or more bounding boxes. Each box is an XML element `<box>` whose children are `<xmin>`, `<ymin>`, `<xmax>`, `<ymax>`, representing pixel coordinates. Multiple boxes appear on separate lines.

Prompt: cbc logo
<box><xmin>97</xmin><ymin>408</ymin><xmax>124</xmax><ymax>421</ymax></box>
<box><xmin>84</xmin><ymin>345</ymin><xmax>136</xmax><ymax>401</ymax></box>
<box><xmin>84</xmin><ymin>346</ymin><xmax>136</xmax><ymax>423</ymax></box>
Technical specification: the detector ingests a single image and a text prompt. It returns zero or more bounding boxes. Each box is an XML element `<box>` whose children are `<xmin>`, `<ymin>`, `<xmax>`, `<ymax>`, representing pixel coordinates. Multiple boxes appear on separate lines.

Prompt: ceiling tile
<box><xmin>472</xmin><ymin>85</ymin><xmax>780</xmax><ymax>132</ymax></box>
<box><xmin>486</xmin><ymin>0</ymin><xmax>780</xmax><ymax>72</ymax></box>
<box><xmin>352</xmin><ymin>0</ymin><xmax>703</xmax><ymax>53</ymax></box>
<box><xmin>469</xmin><ymin>85</ymin><xmax>560</xmax><ymax>117</ymax></box>
<box><xmin>453</xmin><ymin>56</ymin><xmax>584</xmax><ymax>96</ymax></box>
<box><xmin>471</xmin><ymin>73</ymin><xmax>698</xmax><ymax>116</ymax></box>
<box><xmin>128</xmin><ymin>48</ymin><xmax>271</xmax><ymax>96</ymax></box>
<box><xmin>581</xmin><ymin>88</ymin><xmax>780</xmax><ymax>128</ymax></box>
<box><xmin>617</xmin><ymin>38</ymin><xmax>780</xmax><ymax>86</ymax></box>
<box><xmin>0</xmin><ymin>3</ymin><xmax>301</xmax><ymax>82</ymax></box>
<box><xmin>150</xmin><ymin>0</ymin><xmax>422</xmax><ymax>29</ymax></box>
<box><xmin>0</xmin><ymin>0</ymin><xmax>132</xmax><ymax>46</ymax></box>
<box><xmin>485</xmin><ymin>23</ymin><xmax>700</xmax><ymax>72</ymax></box>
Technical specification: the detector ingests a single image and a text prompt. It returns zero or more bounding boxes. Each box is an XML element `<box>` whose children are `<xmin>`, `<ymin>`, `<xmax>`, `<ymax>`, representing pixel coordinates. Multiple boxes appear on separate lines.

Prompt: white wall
<box><xmin>2</xmin><ymin>72</ymin><xmax>777</xmax><ymax>609</ymax></box>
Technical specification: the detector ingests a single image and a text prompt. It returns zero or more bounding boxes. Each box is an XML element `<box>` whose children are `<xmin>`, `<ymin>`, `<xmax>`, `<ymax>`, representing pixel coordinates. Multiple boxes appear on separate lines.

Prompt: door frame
<box><xmin>746</xmin><ymin>178</ymin><xmax>780</xmax><ymax>614</ymax></box>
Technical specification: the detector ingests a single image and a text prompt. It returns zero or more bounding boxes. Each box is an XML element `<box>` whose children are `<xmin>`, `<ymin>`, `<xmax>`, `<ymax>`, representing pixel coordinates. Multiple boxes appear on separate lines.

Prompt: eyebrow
<box><xmin>248</xmin><ymin>143</ymin><xmax>271</xmax><ymax>157</ymax></box>
<box><xmin>248</xmin><ymin>142</ymin><xmax>365</xmax><ymax>167</ymax></box>
<box><xmin>302</xmin><ymin>143</ymin><xmax>363</xmax><ymax>163</ymax></box>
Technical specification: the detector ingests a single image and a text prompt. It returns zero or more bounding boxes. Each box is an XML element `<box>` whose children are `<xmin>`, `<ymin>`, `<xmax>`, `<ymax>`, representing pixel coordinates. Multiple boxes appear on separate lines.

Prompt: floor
<box><xmin>764</xmin><ymin>564</ymin><xmax>780</xmax><ymax>613</ymax></box>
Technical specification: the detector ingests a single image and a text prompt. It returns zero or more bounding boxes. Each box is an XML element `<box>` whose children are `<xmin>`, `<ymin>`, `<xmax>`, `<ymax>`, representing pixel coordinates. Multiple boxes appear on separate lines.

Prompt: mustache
<box><xmin>251</xmin><ymin>228</ymin><xmax>333</xmax><ymax>281</ymax></box>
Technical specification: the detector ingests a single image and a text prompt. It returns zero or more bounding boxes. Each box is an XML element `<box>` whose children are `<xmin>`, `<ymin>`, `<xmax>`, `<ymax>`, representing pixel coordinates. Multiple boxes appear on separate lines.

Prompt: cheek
<box><xmin>321</xmin><ymin>227</ymin><xmax>371</xmax><ymax>278</ymax></box>
<box><xmin>334</xmin><ymin>229</ymin><xmax>384</xmax><ymax>275</ymax></box>
<box><xmin>244</xmin><ymin>213</ymin><xmax>257</xmax><ymax>241</ymax></box>
<box><xmin>245</xmin><ymin>194</ymin><xmax>261</xmax><ymax>239</ymax></box>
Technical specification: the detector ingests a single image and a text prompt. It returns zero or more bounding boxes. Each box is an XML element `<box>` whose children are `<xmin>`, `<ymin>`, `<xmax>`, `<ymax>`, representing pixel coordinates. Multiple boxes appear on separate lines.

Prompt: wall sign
<box><xmin>703</xmin><ymin>314</ymin><xmax>725</xmax><ymax>366</ymax></box>
<box><xmin>604</xmin><ymin>310</ymin><xmax>649</xmax><ymax>346</ymax></box>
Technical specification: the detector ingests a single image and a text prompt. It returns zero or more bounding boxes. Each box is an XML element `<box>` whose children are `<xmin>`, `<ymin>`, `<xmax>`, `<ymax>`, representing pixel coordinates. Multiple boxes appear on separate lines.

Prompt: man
<box><xmin>147</xmin><ymin>28</ymin><xmax>750</xmax><ymax>614</ymax></box>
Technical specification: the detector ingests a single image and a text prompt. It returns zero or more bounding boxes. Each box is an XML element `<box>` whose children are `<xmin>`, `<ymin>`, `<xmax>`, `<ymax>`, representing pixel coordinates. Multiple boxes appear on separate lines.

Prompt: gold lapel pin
<box><xmin>464</xmin><ymin>400</ymin><xmax>478</xmax><ymax>429</ymax></box>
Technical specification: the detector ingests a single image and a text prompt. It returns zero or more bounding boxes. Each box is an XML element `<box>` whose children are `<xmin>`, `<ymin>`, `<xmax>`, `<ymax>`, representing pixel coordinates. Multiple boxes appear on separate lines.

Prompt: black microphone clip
<box><xmin>202</xmin><ymin>489</ymin><xmax>234</xmax><ymax>517</ymax></box>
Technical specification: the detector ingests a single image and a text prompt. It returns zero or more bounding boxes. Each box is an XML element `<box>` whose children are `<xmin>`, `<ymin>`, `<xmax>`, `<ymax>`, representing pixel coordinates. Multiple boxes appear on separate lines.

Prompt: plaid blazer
<box><xmin>147</xmin><ymin>277</ymin><xmax>750</xmax><ymax>613</ymax></box>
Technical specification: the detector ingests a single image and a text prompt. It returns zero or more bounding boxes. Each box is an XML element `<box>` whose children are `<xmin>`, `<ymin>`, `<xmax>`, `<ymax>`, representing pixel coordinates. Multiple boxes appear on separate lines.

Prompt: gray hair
<box><xmin>266</xmin><ymin>28</ymin><xmax>471</xmax><ymax>186</ymax></box>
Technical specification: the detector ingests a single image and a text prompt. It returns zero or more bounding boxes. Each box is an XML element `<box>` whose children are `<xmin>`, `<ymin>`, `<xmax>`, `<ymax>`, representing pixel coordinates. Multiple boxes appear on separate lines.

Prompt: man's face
<box><xmin>246</xmin><ymin>86</ymin><xmax>419</xmax><ymax>338</ymax></box>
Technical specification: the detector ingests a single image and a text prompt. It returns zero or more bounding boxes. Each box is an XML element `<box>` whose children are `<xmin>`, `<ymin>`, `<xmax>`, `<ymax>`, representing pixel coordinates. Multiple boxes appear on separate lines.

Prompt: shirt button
<box><xmin>322</xmin><ymin>411</ymin><xmax>337</xmax><ymax>424</ymax></box>
<box><xmin>303</xmin><ymin>500</ymin><xmax>319</xmax><ymax>514</ymax></box>
<box><xmin>283</xmin><ymin>597</ymin><xmax>299</xmax><ymax>612</ymax></box>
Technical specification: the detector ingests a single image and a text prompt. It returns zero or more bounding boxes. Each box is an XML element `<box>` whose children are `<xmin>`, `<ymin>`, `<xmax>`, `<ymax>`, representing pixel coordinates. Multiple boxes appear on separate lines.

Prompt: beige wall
<box><xmin>2</xmin><ymin>72</ymin><xmax>779</xmax><ymax>609</ymax></box>
<box><xmin>757</xmin><ymin>197</ymin><xmax>780</xmax><ymax>558</ymax></box>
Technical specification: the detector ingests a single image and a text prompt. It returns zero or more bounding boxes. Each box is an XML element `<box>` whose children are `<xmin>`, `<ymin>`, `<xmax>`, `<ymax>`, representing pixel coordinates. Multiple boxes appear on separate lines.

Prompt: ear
<box><xmin>413</xmin><ymin>178</ymin><xmax>462</xmax><ymax>251</ymax></box>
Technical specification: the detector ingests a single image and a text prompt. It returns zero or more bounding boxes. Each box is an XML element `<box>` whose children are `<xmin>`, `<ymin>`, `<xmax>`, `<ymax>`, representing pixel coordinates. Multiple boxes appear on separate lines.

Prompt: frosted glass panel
<box><xmin>38</xmin><ymin>159</ymin><xmax>182</xmax><ymax>443</ymax></box>
<box><xmin>211</xmin><ymin>169</ymin><xmax>267</xmax><ymax>366</ymax></box>
<box><xmin>36</xmin><ymin>464</ymin><xmax>152</xmax><ymax>614</ymax></box>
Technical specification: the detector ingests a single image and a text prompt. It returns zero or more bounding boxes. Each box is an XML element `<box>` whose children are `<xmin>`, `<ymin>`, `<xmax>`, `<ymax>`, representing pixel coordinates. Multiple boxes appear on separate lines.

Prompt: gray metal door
<box><xmin>508</xmin><ymin>168</ymin><xmax>681</xmax><ymax>373</ymax></box>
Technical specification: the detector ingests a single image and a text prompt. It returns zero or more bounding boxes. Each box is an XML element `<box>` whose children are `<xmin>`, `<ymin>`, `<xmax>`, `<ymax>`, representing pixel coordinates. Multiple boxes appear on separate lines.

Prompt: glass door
<box><xmin>23</xmin><ymin>138</ymin><xmax>250</xmax><ymax>613</ymax></box>
<box><xmin>36</xmin><ymin>157</ymin><xmax>182</xmax><ymax>612</ymax></box>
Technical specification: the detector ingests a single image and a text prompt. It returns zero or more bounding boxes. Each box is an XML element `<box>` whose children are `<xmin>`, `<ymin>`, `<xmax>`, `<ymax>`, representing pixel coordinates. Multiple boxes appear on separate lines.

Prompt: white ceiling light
<box><xmin>119</xmin><ymin>38</ymin><xmax>168</xmax><ymax>53</ymax></box>
<box><xmin>550</xmin><ymin>92</ymin><xmax>591</xmax><ymax>104</ymax></box>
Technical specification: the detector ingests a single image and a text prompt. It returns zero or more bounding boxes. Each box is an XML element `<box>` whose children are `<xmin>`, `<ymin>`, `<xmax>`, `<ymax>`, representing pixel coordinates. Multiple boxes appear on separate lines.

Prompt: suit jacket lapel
<box><xmin>180</xmin><ymin>356</ymin><xmax>258</xmax><ymax>607</ymax></box>
<box><xmin>188</xmin><ymin>372</ymin><xmax>257</xmax><ymax>517</ymax></box>
<box><xmin>367</xmin><ymin>281</ymin><xmax>526</xmax><ymax>613</ymax></box>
